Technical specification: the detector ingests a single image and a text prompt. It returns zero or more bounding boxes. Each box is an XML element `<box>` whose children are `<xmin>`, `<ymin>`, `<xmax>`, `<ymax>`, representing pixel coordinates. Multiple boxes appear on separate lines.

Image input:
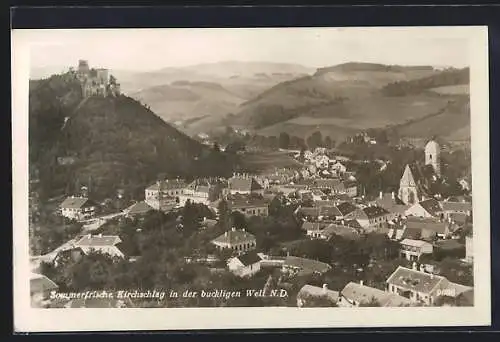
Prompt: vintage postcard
<box><xmin>12</xmin><ymin>26</ymin><xmax>490</xmax><ymax>332</ymax></box>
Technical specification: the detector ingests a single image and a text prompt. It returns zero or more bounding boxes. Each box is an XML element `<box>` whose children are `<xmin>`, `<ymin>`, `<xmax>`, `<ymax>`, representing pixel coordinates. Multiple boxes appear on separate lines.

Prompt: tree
<box><xmin>434</xmin><ymin>295</ymin><xmax>457</xmax><ymax>307</ymax></box>
<box><xmin>231</xmin><ymin>211</ymin><xmax>247</xmax><ymax>230</ymax></box>
<box><xmin>324</xmin><ymin>136</ymin><xmax>335</xmax><ymax>148</ymax></box>
<box><xmin>217</xmin><ymin>199</ymin><xmax>232</xmax><ymax>231</ymax></box>
<box><xmin>225</xmin><ymin>141</ymin><xmax>245</xmax><ymax>154</ymax></box>
<box><xmin>278</xmin><ymin>132</ymin><xmax>291</xmax><ymax>149</ymax></box>
<box><xmin>307</xmin><ymin>131</ymin><xmax>323</xmax><ymax>149</ymax></box>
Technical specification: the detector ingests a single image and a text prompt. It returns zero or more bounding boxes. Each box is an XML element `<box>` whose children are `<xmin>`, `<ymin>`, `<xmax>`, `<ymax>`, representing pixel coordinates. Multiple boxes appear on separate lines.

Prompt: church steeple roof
<box><xmin>400</xmin><ymin>164</ymin><xmax>417</xmax><ymax>187</ymax></box>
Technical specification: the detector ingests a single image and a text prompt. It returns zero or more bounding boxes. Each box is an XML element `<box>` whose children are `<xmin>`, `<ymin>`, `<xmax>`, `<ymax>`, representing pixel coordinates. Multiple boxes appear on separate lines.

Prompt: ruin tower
<box><xmin>425</xmin><ymin>139</ymin><xmax>441</xmax><ymax>177</ymax></box>
<box><xmin>78</xmin><ymin>60</ymin><xmax>90</xmax><ymax>75</ymax></box>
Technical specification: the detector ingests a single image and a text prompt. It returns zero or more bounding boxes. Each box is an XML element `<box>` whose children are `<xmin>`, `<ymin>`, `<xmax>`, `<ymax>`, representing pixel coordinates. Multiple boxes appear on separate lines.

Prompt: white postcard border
<box><xmin>12</xmin><ymin>26</ymin><xmax>491</xmax><ymax>332</ymax></box>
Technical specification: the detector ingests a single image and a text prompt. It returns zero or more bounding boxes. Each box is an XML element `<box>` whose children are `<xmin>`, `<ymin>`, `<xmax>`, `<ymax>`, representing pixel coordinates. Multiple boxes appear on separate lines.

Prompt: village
<box><xmin>29</xmin><ymin>130</ymin><xmax>474</xmax><ymax>309</ymax></box>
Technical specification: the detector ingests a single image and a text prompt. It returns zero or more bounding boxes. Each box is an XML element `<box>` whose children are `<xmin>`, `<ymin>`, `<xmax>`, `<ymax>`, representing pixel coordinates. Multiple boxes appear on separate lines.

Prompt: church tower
<box><xmin>398</xmin><ymin>164</ymin><xmax>420</xmax><ymax>205</ymax></box>
<box><xmin>425</xmin><ymin>139</ymin><xmax>441</xmax><ymax>177</ymax></box>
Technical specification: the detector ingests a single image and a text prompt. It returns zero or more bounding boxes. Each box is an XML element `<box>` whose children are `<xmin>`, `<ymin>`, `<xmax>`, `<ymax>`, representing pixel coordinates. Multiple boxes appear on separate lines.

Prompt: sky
<box><xmin>22</xmin><ymin>27</ymin><xmax>471</xmax><ymax>72</ymax></box>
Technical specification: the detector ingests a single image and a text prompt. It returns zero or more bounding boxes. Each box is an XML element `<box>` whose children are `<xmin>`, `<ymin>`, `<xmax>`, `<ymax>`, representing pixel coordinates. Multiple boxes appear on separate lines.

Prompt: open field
<box><xmin>239</xmin><ymin>150</ymin><xmax>303</xmax><ymax>174</ymax></box>
<box><xmin>429</xmin><ymin>84</ymin><xmax>469</xmax><ymax>95</ymax></box>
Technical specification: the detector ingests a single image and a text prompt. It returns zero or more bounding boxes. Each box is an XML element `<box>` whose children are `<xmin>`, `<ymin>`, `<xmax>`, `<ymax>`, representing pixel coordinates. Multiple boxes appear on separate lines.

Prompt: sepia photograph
<box><xmin>12</xmin><ymin>26</ymin><xmax>490</xmax><ymax>331</ymax></box>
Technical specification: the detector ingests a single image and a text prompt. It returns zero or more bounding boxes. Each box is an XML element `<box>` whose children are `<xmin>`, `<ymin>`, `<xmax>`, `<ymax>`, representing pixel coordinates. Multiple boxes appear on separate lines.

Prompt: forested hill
<box><xmin>29</xmin><ymin>72</ymin><xmax>234</xmax><ymax>200</ymax></box>
<box><xmin>381</xmin><ymin>67</ymin><xmax>469</xmax><ymax>96</ymax></box>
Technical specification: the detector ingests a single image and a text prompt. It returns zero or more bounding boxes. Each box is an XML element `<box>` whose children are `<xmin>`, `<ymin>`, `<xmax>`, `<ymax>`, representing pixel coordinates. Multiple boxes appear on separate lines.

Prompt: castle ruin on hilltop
<box><xmin>75</xmin><ymin>60</ymin><xmax>121</xmax><ymax>98</ymax></box>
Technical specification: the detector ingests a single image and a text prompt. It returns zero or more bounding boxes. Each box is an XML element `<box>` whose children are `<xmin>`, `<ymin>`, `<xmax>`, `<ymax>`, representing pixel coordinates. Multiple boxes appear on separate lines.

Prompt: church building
<box><xmin>398</xmin><ymin>139</ymin><xmax>441</xmax><ymax>205</ymax></box>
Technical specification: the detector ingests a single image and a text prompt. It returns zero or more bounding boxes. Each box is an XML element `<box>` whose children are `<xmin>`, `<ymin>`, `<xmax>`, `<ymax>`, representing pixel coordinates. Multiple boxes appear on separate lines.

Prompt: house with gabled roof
<box><xmin>320</xmin><ymin>223</ymin><xmax>361</xmax><ymax>241</ymax></box>
<box><xmin>404</xmin><ymin>216</ymin><xmax>453</xmax><ymax>240</ymax></box>
<box><xmin>399</xmin><ymin>239</ymin><xmax>434</xmax><ymax>261</ymax></box>
<box><xmin>282</xmin><ymin>256</ymin><xmax>331</xmax><ymax>277</ymax></box>
<box><xmin>302</xmin><ymin>221</ymin><xmax>329</xmax><ymax>238</ymax></box>
<box><xmin>227</xmin><ymin>251</ymin><xmax>263</xmax><ymax>277</ymax></box>
<box><xmin>124</xmin><ymin>201</ymin><xmax>155</xmax><ymax>218</ymax></box>
<box><xmin>439</xmin><ymin>201</ymin><xmax>472</xmax><ymax>222</ymax></box>
<box><xmin>372</xmin><ymin>192</ymin><xmax>410</xmax><ymax>219</ymax></box>
<box><xmin>297</xmin><ymin>284</ymin><xmax>339</xmax><ymax>307</ymax></box>
<box><xmin>335</xmin><ymin>202</ymin><xmax>358</xmax><ymax>219</ymax></box>
<box><xmin>353</xmin><ymin>205</ymin><xmax>391</xmax><ymax>231</ymax></box>
<box><xmin>387</xmin><ymin>221</ymin><xmax>422</xmax><ymax>241</ymax></box>
<box><xmin>309</xmin><ymin>201</ymin><xmax>358</xmax><ymax>221</ymax></box>
<box><xmin>338</xmin><ymin>281</ymin><xmax>411</xmax><ymax>307</ymax></box>
<box><xmin>59</xmin><ymin>196</ymin><xmax>97</xmax><ymax>221</ymax></box>
<box><xmin>73</xmin><ymin>234</ymin><xmax>126</xmax><ymax>259</ymax></box>
<box><xmin>145</xmin><ymin>179</ymin><xmax>186</xmax><ymax>197</ymax></box>
<box><xmin>211</xmin><ymin>228</ymin><xmax>256</xmax><ymax>254</ymax></box>
<box><xmin>405</xmin><ymin>198</ymin><xmax>443</xmax><ymax>218</ymax></box>
<box><xmin>227</xmin><ymin>195</ymin><xmax>269</xmax><ymax>217</ymax></box>
<box><xmin>228</xmin><ymin>174</ymin><xmax>264</xmax><ymax>195</ymax></box>
<box><xmin>145</xmin><ymin>179</ymin><xmax>185</xmax><ymax>211</ymax></box>
<box><xmin>179</xmin><ymin>178</ymin><xmax>226</xmax><ymax>206</ymax></box>
<box><xmin>386</xmin><ymin>264</ymin><xmax>473</xmax><ymax>306</ymax></box>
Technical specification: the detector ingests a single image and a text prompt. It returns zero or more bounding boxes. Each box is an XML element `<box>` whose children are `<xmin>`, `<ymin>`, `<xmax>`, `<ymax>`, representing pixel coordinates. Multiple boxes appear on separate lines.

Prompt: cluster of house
<box><xmin>296</xmin><ymin>261</ymin><xmax>474</xmax><ymax>307</ymax></box>
<box><xmin>41</xmin><ymin>137</ymin><xmax>474</xmax><ymax>308</ymax></box>
<box><xmin>301</xmin><ymin>147</ymin><xmax>356</xmax><ymax>181</ymax></box>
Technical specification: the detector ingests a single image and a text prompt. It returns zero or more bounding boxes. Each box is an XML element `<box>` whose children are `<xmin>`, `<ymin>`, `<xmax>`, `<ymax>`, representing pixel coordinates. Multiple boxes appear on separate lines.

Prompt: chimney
<box><xmin>360</xmin><ymin>280</ymin><xmax>364</xmax><ymax>286</ymax></box>
<box><xmin>341</xmin><ymin>219</ymin><xmax>345</xmax><ymax>226</ymax></box>
<box><xmin>322</xmin><ymin>284</ymin><xmax>328</xmax><ymax>293</ymax></box>
<box><xmin>391</xmin><ymin>191</ymin><xmax>395</xmax><ymax>200</ymax></box>
<box><xmin>412</xmin><ymin>262</ymin><xmax>418</xmax><ymax>271</ymax></box>
<box><xmin>379</xmin><ymin>191</ymin><xmax>383</xmax><ymax>200</ymax></box>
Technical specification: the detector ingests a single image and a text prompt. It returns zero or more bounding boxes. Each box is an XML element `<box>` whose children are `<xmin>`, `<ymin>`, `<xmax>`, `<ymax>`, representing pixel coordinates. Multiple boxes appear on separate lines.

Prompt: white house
<box><xmin>178</xmin><ymin>179</ymin><xmax>225</xmax><ymax>206</ymax></box>
<box><xmin>439</xmin><ymin>201</ymin><xmax>472</xmax><ymax>218</ymax></box>
<box><xmin>211</xmin><ymin>228</ymin><xmax>257</xmax><ymax>254</ymax></box>
<box><xmin>227</xmin><ymin>251</ymin><xmax>263</xmax><ymax>277</ymax></box>
<box><xmin>353</xmin><ymin>205</ymin><xmax>391</xmax><ymax>231</ymax></box>
<box><xmin>73</xmin><ymin>234</ymin><xmax>126</xmax><ymax>259</ymax></box>
<box><xmin>145</xmin><ymin>179</ymin><xmax>186</xmax><ymax>210</ymax></box>
<box><xmin>399</xmin><ymin>239</ymin><xmax>434</xmax><ymax>261</ymax></box>
<box><xmin>59</xmin><ymin>196</ymin><xmax>97</xmax><ymax>221</ymax></box>
<box><xmin>386</xmin><ymin>265</ymin><xmax>472</xmax><ymax>306</ymax></box>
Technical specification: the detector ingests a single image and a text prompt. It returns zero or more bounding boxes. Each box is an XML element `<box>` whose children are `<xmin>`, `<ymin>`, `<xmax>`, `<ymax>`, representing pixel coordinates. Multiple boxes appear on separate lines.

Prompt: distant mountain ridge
<box><xmin>225</xmin><ymin>63</ymin><xmax>470</xmax><ymax>143</ymax></box>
